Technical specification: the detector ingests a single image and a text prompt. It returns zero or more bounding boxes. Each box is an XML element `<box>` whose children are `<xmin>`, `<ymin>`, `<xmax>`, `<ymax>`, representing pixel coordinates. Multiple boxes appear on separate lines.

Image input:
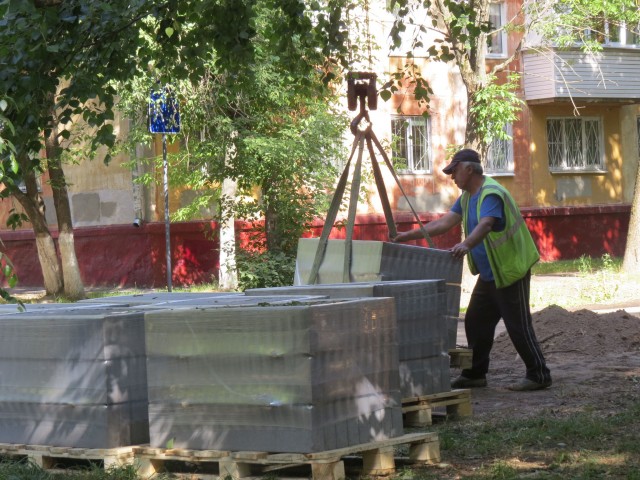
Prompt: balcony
<box><xmin>522</xmin><ymin>47</ymin><xmax>640</xmax><ymax>103</ymax></box>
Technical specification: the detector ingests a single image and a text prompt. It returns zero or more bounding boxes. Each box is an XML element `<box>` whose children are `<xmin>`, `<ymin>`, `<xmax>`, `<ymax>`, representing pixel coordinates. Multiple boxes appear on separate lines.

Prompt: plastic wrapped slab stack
<box><xmin>294</xmin><ymin>239</ymin><xmax>463</xmax><ymax>349</ymax></box>
<box><xmin>130</xmin><ymin>294</ymin><xmax>329</xmax><ymax>310</ymax></box>
<box><xmin>0</xmin><ymin>308</ymin><xmax>149</xmax><ymax>448</ymax></box>
<box><xmin>78</xmin><ymin>292</ymin><xmax>243</xmax><ymax>307</ymax></box>
<box><xmin>144</xmin><ymin>297</ymin><xmax>403</xmax><ymax>453</ymax></box>
<box><xmin>0</xmin><ymin>302</ymin><xmax>123</xmax><ymax>315</ymax></box>
<box><xmin>245</xmin><ymin>281</ymin><xmax>450</xmax><ymax>397</ymax></box>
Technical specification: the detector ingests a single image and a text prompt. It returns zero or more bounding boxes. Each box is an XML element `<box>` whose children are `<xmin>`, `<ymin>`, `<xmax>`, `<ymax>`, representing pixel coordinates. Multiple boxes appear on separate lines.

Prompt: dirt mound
<box><xmin>469</xmin><ymin>306</ymin><xmax>640</xmax><ymax>420</ymax></box>
<box><xmin>492</xmin><ymin>305</ymin><xmax>640</xmax><ymax>360</ymax></box>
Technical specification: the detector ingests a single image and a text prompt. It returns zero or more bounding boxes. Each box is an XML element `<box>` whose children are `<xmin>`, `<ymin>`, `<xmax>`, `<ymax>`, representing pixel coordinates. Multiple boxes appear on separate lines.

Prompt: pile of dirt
<box><xmin>492</xmin><ymin>305</ymin><xmax>640</xmax><ymax>359</ymax></box>
<box><xmin>465</xmin><ymin>305</ymin><xmax>640</xmax><ymax>419</ymax></box>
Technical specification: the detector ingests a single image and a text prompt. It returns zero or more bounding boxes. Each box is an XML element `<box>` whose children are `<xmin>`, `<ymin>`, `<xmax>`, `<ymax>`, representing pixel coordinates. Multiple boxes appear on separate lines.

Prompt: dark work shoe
<box><xmin>451</xmin><ymin>375</ymin><xmax>487</xmax><ymax>389</ymax></box>
<box><xmin>507</xmin><ymin>378</ymin><xmax>552</xmax><ymax>391</ymax></box>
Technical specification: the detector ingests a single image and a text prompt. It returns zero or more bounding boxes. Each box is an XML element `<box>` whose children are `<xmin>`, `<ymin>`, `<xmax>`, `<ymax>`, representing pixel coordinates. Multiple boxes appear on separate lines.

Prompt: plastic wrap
<box><xmin>77</xmin><ymin>292</ymin><xmax>243</xmax><ymax>307</ymax></box>
<box><xmin>294</xmin><ymin>239</ymin><xmax>462</xmax><ymax>345</ymax></box>
<box><xmin>0</xmin><ymin>309</ymin><xmax>149</xmax><ymax>447</ymax></box>
<box><xmin>144</xmin><ymin>297</ymin><xmax>404</xmax><ymax>452</ymax></box>
<box><xmin>246</xmin><ymin>280</ymin><xmax>450</xmax><ymax>397</ymax></box>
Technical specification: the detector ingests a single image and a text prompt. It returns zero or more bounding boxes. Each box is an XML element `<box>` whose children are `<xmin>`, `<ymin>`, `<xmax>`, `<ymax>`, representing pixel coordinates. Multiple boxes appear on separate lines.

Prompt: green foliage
<box><xmin>0</xmin><ymin>0</ymin><xmax>352</xmax><ymax>200</ymax></box>
<box><xmin>577</xmin><ymin>253</ymin><xmax>619</xmax><ymax>303</ymax></box>
<box><xmin>470</xmin><ymin>73</ymin><xmax>524</xmax><ymax>151</ymax></box>
<box><xmin>577</xmin><ymin>254</ymin><xmax>594</xmax><ymax>275</ymax></box>
<box><xmin>576</xmin><ymin>254</ymin><xmax>618</xmax><ymax>275</ymax></box>
<box><xmin>532</xmin><ymin>0</ymin><xmax>640</xmax><ymax>52</ymax></box>
<box><xmin>384</xmin><ymin>0</ymin><xmax>492</xmax><ymax>111</ymax></box>
<box><xmin>1</xmin><ymin>0</ymin><xmax>355</xmax><ymax>292</ymax></box>
<box><xmin>116</xmin><ymin>1</ymin><xmax>349</xmax><ymax>257</ymax></box>
<box><xmin>0</xmin><ymin>96</ymin><xmax>21</xmax><ymax>198</ymax></box>
<box><xmin>235</xmin><ymin>249</ymin><xmax>296</xmax><ymax>290</ymax></box>
<box><xmin>0</xmin><ymin>110</ymin><xmax>22</xmax><ymax>309</ymax></box>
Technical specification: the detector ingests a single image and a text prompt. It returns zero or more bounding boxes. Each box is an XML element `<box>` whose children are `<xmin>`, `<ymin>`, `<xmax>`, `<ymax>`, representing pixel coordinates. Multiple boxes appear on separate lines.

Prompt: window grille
<box><xmin>486</xmin><ymin>123</ymin><xmax>514</xmax><ymax>173</ymax></box>
<box><xmin>547</xmin><ymin>117</ymin><xmax>604</xmax><ymax>171</ymax></box>
<box><xmin>391</xmin><ymin>116</ymin><xmax>432</xmax><ymax>173</ymax></box>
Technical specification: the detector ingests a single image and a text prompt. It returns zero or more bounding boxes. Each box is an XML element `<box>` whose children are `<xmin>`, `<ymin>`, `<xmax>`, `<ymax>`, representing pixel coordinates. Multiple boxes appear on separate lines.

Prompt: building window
<box><xmin>584</xmin><ymin>15</ymin><xmax>640</xmax><ymax>46</ymax></box>
<box><xmin>487</xmin><ymin>2</ymin><xmax>507</xmax><ymax>56</ymax></box>
<box><xmin>547</xmin><ymin>117</ymin><xmax>604</xmax><ymax>172</ymax></box>
<box><xmin>485</xmin><ymin>124</ymin><xmax>514</xmax><ymax>174</ymax></box>
<box><xmin>391</xmin><ymin>116</ymin><xmax>431</xmax><ymax>173</ymax></box>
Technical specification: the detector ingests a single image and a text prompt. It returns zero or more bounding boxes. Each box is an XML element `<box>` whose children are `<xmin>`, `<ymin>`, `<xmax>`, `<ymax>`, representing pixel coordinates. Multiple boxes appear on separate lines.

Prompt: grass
<box><xmin>391</xmin><ymin>401</ymin><xmax>640</xmax><ymax>479</ymax></box>
<box><xmin>532</xmin><ymin>254</ymin><xmax>622</xmax><ymax>276</ymax></box>
<box><xmin>0</xmin><ymin>461</ymin><xmax>140</xmax><ymax>480</ymax></box>
<box><xmin>527</xmin><ymin>254</ymin><xmax>640</xmax><ymax>310</ymax></box>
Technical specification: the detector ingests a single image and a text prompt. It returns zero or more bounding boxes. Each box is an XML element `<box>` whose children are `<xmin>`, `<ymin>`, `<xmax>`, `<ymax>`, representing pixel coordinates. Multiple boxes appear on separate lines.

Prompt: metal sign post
<box><xmin>149</xmin><ymin>85</ymin><xmax>180</xmax><ymax>292</ymax></box>
<box><xmin>162</xmin><ymin>133</ymin><xmax>171</xmax><ymax>291</ymax></box>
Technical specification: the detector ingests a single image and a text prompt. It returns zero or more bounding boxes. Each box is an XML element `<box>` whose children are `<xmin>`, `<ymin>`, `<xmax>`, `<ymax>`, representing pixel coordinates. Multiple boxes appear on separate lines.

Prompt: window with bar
<box><xmin>547</xmin><ymin>117</ymin><xmax>604</xmax><ymax>172</ymax></box>
<box><xmin>391</xmin><ymin>116</ymin><xmax>432</xmax><ymax>173</ymax></box>
<box><xmin>485</xmin><ymin>123</ymin><xmax>514</xmax><ymax>174</ymax></box>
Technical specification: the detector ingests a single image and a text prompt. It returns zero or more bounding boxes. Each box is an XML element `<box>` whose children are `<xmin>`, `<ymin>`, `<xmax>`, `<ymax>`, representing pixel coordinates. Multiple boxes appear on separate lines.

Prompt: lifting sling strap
<box><xmin>307</xmin><ymin>122</ymin><xmax>435</xmax><ymax>285</ymax></box>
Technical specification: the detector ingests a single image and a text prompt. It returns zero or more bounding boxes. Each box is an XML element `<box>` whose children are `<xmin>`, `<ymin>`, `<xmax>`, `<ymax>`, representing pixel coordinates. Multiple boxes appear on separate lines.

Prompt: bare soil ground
<box><xmin>456</xmin><ymin>274</ymin><xmax>640</xmax><ymax>421</ymax></box>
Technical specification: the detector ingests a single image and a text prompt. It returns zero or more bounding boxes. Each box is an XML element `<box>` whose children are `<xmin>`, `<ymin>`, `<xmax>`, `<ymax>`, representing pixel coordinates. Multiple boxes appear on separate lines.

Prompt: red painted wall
<box><xmin>522</xmin><ymin>205</ymin><xmax>630</xmax><ymax>261</ymax></box>
<box><xmin>0</xmin><ymin>205</ymin><xmax>631</xmax><ymax>288</ymax></box>
<box><xmin>1</xmin><ymin>222</ymin><xmax>220</xmax><ymax>288</ymax></box>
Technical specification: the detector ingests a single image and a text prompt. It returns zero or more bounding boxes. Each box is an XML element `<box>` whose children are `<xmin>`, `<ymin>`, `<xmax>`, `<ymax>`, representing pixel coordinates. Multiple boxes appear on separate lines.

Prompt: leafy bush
<box><xmin>235</xmin><ymin>249</ymin><xmax>296</xmax><ymax>291</ymax></box>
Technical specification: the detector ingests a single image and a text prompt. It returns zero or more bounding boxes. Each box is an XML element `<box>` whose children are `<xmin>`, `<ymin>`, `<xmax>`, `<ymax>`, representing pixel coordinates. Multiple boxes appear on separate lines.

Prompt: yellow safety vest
<box><xmin>461</xmin><ymin>177</ymin><xmax>540</xmax><ymax>288</ymax></box>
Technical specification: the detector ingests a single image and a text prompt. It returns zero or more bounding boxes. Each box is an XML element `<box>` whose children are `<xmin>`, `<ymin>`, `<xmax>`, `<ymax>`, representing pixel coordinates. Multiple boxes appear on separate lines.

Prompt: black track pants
<box><xmin>461</xmin><ymin>271</ymin><xmax>552</xmax><ymax>384</ymax></box>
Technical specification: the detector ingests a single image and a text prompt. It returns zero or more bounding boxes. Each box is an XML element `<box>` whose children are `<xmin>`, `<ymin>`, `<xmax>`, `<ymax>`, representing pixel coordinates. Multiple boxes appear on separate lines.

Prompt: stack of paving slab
<box><xmin>143</xmin><ymin>296</ymin><xmax>404</xmax><ymax>453</ymax></box>
<box><xmin>77</xmin><ymin>291</ymin><xmax>244</xmax><ymax>307</ymax></box>
<box><xmin>294</xmin><ymin>238</ymin><xmax>463</xmax><ymax>350</ymax></box>
<box><xmin>0</xmin><ymin>306</ymin><xmax>149</xmax><ymax>448</ymax></box>
<box><xmin>129</xmin><ymin>294</ymin><xmax>328</xmax><ymax>310</ymax></box>
<box><xmin>246</xmin><ymin>280</ymin><xmax>450</xmax><ymax>397</ymax></box>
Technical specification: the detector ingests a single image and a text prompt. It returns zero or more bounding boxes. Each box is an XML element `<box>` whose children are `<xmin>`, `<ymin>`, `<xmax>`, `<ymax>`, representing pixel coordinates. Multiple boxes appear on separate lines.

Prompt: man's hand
<box><xmin>390</xmin><ymin>232</ymin><xmax>407</xmax><ymax>243</ymax></box>
<box><xmin>450</xmin><ymin>242</ymin><xmax>470</xmax><ymax>259</ymax></box>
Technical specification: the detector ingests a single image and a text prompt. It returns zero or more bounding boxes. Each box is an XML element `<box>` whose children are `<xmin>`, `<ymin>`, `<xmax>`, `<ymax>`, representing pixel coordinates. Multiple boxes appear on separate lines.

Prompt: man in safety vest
<box><xmin>392</xmin><ymin>148</ymin><xmax>552</xmax><ymax>391</ymax></box>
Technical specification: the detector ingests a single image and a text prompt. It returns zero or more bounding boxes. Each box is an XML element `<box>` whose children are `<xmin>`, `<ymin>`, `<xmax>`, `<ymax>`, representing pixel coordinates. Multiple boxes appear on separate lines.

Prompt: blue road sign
<box><xmin>149</xmin><ymin>86</ymin><xmax>180</xmax><ymax>134</ymax></box>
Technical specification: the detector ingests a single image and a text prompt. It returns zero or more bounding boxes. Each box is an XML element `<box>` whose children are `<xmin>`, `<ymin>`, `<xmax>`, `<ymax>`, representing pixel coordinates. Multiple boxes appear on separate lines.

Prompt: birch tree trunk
<box><xmin>44</xmin><ymin>96</ymin><xmax>85</xmax><ymax>300</ymax></box>
<box><xmin>218</xmin><ymin>134</ymin><xmax>238</xmax><ymax>291</ymax></box>
<box><xmin>218</xmin><ymin>177</ymin><xmax>238</xmax><ymax>290</ymax></box>
<box><xmin>12</xmin><ymin>158</ymin><xmax>63</xmax><ymax>295</ymax></box>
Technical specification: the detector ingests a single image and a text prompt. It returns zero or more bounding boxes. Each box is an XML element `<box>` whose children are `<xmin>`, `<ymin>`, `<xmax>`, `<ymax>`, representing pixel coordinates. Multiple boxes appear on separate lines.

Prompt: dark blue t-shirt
<box><xmin>451</xmin><ymin>192</ymin><xmax>505</xmax><ymax>281</ymax></box>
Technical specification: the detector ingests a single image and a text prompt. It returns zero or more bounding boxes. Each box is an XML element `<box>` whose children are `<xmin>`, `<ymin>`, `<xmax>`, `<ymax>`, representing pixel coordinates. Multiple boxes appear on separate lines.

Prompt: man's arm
<box><xmin>449</xmin><ymin>216</ymin><xmax>496</xmax><ymax>259</ymax></box>
<box><xmin>392</xmin><ymin>211</ymin><xmax>462</xmax><ymax>242</ymax></box>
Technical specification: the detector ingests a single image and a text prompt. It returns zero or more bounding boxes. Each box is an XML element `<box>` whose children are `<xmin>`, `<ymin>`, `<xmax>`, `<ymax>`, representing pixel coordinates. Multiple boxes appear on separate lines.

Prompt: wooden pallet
<box><xmin>449</xmin><ymin>348</ymin><xmax>473</xmax><ymax>369</ymax></box>
<box><xmin>133</xmin><ymin>432</ymin><xmax>439</xmax><ymax>480</ymax></box>
<box><xmin>402</xmin><ymin>389</ymin><xmax>472</xmax><ymax>426</ymax></box>
<box><xmin>0</xmin><ymin>443</ymin><xmax>135</xmax><ymax>470</ymax></box>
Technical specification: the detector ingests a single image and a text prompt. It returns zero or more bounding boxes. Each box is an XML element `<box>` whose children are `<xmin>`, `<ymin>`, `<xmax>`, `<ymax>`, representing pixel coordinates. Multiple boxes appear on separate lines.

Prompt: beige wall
<box><xmin>62</xmin><ymin>109</ymin><xmax>137</xmax><ymax>227</ymax></box>
<box><xmin>528</xmin><ymin>103</ymin><xmax>627</xmax><ymax>207</ymax></box>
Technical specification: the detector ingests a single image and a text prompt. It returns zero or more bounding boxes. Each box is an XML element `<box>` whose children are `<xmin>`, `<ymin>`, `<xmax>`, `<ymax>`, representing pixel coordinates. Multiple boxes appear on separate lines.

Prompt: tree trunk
<box><xmin>12</xmin><ymin>160</ymin><xmax>64</xmax><ymax>295</ymax></box>
<box><xmin>218</xmin><ymin>177</ymin><xmax>238</xmax><ymax>290</ymax></box>
<box><xmin>264</xmin><ymin>185</ymin><xmax>282</xmax><ymax>253</ymax></box>
<box><xmin>44</xmin><ymin>96</ymin><xmax>85</xmax><ymax>300</ymax></box>
<box><xmin>622</xmin><ymin>161</ymin><xmax>640</xmax><ymax>273</ymax></box>
<box><xmin>218</xmin><ymin>134</ymin><xmax>239</xmax><ymax>291</ymax></box>
<box><xmin>17</xmin><ymin>206</ymin><xmax>63</xmax><ymax>296</ymax></box>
